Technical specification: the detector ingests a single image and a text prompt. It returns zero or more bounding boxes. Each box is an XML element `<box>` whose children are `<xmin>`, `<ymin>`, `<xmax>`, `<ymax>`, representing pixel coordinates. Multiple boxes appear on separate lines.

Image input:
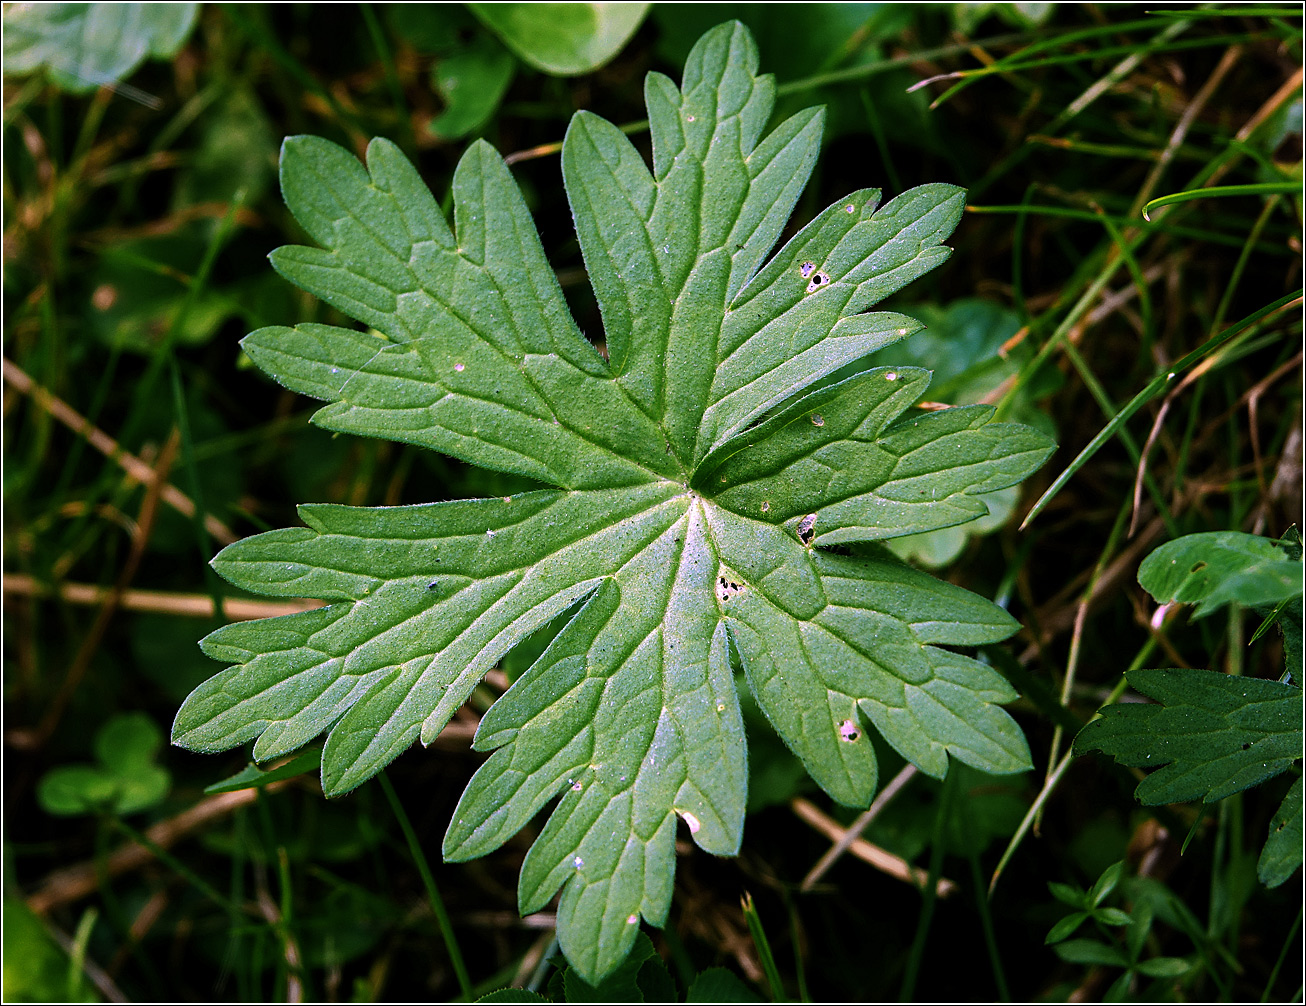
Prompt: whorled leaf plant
<box><xmin>173</xmin><ymin>22</ymin><xmax>1055</xmax><ymax>981</ymax></box>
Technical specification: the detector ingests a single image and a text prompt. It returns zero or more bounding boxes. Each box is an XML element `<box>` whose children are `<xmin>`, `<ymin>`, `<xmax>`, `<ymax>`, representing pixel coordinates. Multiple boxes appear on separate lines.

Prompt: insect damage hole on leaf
<box><xmin>716</xmin><ymin>574</ymin><xmax>745</xmax><ymax>603</ymax></box>
<box><xmin>805</xmin><ymin>269</ymin><xmax>831</xmax><ymax>293</ymax></box>
<box><xmin>173</xmin><ymin>19</ymin><xmax>1055</xmax><ymax>986</ymax></box>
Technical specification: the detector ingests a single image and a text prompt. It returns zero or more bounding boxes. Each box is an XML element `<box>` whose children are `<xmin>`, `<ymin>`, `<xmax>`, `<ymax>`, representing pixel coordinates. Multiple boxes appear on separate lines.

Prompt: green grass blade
<box><xmin>1022</xmin><ymin>290</ymin><xmax>1303</xmax><ymax>528</ymax></box>
<box><xmin>379</xmin><ymin>772</ymin><xmax>473</xmax><ymax>999</ymax></box>
<box><xmin>741</xmin><ymin>891</ymin><xmax>785</xmax><ymax>1002</ymax></box>
<box><xmin>1142</xmin><ymin>182</ymin><xmax>1301</xmax><ymax>220</ymax></box>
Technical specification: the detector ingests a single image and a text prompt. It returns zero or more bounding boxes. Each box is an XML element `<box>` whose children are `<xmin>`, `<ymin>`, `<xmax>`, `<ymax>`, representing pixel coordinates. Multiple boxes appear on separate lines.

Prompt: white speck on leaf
<box><xmin>886</xmin><ymin>372</ymin><xmax>898</xmax><ymax>381</ymax></box>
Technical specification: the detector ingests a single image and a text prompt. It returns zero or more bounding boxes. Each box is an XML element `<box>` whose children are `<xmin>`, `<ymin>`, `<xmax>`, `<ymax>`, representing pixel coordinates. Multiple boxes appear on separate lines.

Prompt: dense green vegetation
<box><xmin>4</xmin><ymin>4</ymin><xmax>1301</xmax><ymax>1001</ymax></box>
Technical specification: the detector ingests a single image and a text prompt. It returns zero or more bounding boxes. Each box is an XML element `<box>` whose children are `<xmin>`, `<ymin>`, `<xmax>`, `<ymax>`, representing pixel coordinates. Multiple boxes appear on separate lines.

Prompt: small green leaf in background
<box><xmin>1074</xmin><ymin>668</ymin><xmax>1301</xmax><ymax>806</ymax></box>
<box><xmin>468</xmin><ymin>2</ymin><xmax>650</xmax><ymax>75</ymax></box>
<box><xmin>3</xmin><ymin>2</ymin><xmax>198</xmax><ymax>94</ymax></box>
<box><xmin>1138</xmin><ymin>530</ymin><xmax>1304</xmax><ymax>618</ymax></box>
<box><xmin>389</xmin><ymin>5</ymin><xmax>518</xmax><ymax>141</ymax></box>
<box><xmin>38</xmin><ymin>712</ymin><xmax>170</xmax><ymax>816</ymax></box>
<box><xmin>1258</xmin><ymin>775</ymin><xmax>1302</xmax><ymax>888</ymax></box>
<box><xmin>430</xmin><ymin>36</ymin><xmax>516</xmax><ymax>141</ymax></box>
<box><xmin>687</xmin><ymin>966</ymin><xmax>762</xmax><ymax>1003</ymax></box>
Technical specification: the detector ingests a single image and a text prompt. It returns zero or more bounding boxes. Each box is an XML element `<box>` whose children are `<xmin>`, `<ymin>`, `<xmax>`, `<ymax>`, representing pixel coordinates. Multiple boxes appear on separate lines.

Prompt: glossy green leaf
<box><xmin>3</xmin><ymin>2</ymin><xmax>198</xmax><ymax>94</ymax></box>
<box><xmin>174</xmin><ymin>22</ymin><xmax>1054</xmax><ymax>982</ymax></box>
<box><xmin>469</xmin><ymin>2</ymin><xmax>649</xmax><ymax>75</ymax></box>
<box><xmin>1139</xmin><ymin>531</ymin><xmax>1303</xmax><ymax>619</ymax></box>
<box><xmin>1073</xmin><ymin>667</ymin><xmax>1303</xmax><ymax>805</ymax></box>
<box><xmin>1258</xmin><ymin>775</ymin><xmax>1303</xmax><ymax>888</ymax></box>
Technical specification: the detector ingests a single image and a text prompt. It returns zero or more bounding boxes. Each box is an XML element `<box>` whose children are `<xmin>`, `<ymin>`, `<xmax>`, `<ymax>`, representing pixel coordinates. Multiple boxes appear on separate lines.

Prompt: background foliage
<box><xmin>4</xmin><ymin>3</ymin><xmax>1301</xmax><ymax>1002</ymax></box>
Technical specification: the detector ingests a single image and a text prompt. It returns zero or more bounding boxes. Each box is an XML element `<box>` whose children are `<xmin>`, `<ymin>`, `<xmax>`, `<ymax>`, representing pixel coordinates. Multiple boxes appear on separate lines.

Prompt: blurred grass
<box><xmin>3</xmin><ymin>4</ymin><xmax>1301</xmax><ymax>1002</ymax></box>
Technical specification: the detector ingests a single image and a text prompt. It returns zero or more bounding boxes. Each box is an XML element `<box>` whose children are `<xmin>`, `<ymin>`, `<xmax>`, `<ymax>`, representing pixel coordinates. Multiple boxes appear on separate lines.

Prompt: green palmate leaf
<box><xmin>174</xmin><ymin>22</ymin><xmax>1054</xmax><ymax>982</ymax></box>
<box><xmin>1138</xmin><ymin>530</ymin><xmax>1304</xmax><ymax>619</ymax></box>
<box><xmin>1074</xmin><ymin>668</ymin><xmax>1303</xmax><ymax>806</ymax></box>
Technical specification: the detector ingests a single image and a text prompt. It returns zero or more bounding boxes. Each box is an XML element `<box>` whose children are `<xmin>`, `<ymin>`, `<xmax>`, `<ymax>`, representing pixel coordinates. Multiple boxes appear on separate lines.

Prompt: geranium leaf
<box><xmin>174</xmin><ymin>21</ymin><xmax>1055</xmax><ymax>983</ymax></box>
<box><xmin>1074</xmin><ymin>667</ymin><xmax>1302</xmax><ymax>805</ymax></box>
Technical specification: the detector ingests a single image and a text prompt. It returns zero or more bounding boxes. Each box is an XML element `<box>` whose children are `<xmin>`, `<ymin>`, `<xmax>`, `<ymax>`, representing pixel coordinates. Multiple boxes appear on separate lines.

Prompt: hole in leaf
<box><xmin>797</xmin><ymin>513</ymin><xmax>817</xmax><ymax>545</ymax></box>
<box><xmin>805</xmin><ymin>270</ymin><xmax>831</xmax><ymax>294</ymax></box>
<box><xmin>811</xmin><ymin>414</ymin><xmax>824</xmax><ymax>427</ymax></box>
<box><xmin>799</xmin><ymin>261</ymin><xmax>815</xmax><ymax>278</ymax></box>
<box><xmin>839</xmin><ymin>719</ymin><xmax>860</xmax><ymax>742</ymax></box>
<box><xmin>716</xmin><ymin>576</ymin><xmax>745</xmax><ymax>603</ymax></box>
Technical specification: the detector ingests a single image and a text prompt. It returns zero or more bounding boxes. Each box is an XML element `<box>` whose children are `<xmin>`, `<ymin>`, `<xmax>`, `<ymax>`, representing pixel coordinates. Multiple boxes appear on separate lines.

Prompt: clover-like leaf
<box><xmin>174</xmin><ymin>22</ymin><xmax>1054</xmax><ymax>982</ymax></box>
